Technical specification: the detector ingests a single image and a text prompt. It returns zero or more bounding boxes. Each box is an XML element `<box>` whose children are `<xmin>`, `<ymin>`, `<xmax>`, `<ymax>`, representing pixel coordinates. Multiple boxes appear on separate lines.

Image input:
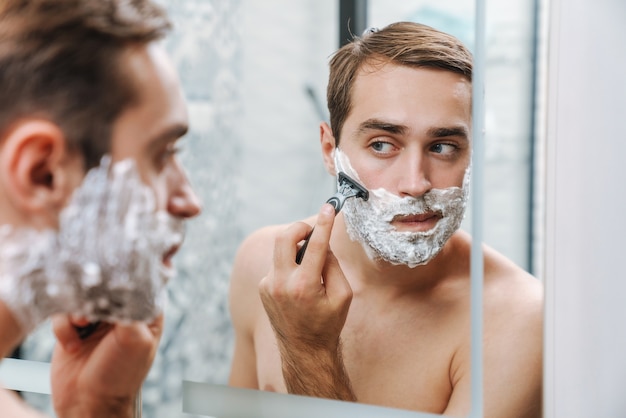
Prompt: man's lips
<box><xmin>391</xmin><ymin>212</ymin><xmax>442</xmax><ymax>231</ymax></box>
<box><xmin>162</xmin><ymin>244</ymin><xmax>181</xmax><ymax>268</ymax></box>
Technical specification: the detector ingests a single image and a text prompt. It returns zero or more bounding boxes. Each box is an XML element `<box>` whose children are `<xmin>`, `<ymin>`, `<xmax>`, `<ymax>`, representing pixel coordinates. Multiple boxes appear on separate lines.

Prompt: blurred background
<box><xmin>18</xmin><ymin>0</ymin><xmax>544</xmax><ymax>416</ymax></box>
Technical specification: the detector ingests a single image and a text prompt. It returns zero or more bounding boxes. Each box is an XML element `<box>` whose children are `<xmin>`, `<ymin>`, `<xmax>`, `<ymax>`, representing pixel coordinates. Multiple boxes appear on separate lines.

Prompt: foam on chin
<box><xmin>333</xmin><ymin>148</ymin><xmax>469</xmax><ymax>268</ymax></box>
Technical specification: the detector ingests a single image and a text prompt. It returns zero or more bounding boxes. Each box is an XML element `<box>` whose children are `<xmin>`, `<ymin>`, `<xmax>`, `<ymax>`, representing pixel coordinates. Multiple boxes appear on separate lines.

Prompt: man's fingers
<box><xmin>265</xmin><ymin>204</ymin><xmax>337</xmax><ymax>299</ymax></box>
<box><xmin>273</xmin><ymin>221</ymin><xmax>313</xmax><ymax>271</ymax></box>
<box><xmin>322</xmin><ymin>250</ymin><xmax>353</xmax><ymax>306</ymax></box>
<box><xmin>69</xmin><ymin>315</ymin><xmax>91</xmax><ymax>327</ymax></box>
<box><xmin>111</xmin><ymin>321</ymin><xmax>158</xmax><ymax>353</ymax></box>
<box><xmin>52</xmin><ymin>315</ymin><xmax>84</xmax><ymax>353</ymax></box>
<box><xmin>301</xmin><ymin>204</ymin><xmax>336</xmax><ymax>274</ymax></box>
<box><xmin>52</xmin><ymin>313</ymin><xmax>163</xmax><ymax>355</ymax></box>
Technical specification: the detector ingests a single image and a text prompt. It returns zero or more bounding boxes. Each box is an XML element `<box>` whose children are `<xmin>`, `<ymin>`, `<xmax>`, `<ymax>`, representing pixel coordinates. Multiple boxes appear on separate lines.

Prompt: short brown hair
<box><xmin>0</xmin><ymin>0</ymin><xmax>172</xmax><ymax>168</ymax></box>
<box><xmin>327</xmin><ymin>21</ymin><xmax>473</xmax><ymax>144</ymax></box>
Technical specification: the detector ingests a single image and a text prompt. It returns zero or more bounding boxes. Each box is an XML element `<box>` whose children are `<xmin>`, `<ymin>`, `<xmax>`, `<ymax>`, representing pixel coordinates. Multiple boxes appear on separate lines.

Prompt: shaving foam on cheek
<box><xmin>0</xmin><ymin>227</ymin><xmax>63</xmax><ymax>332</ymax></box>
<box><xmin>333</xmin><ymin>148</ymin><xmax>470</xmax><ymax>268</ymax></box>
<box><xmin>0</xmin><ymin>156</ymin><xmax>184</xmax><ymax>333</ymax></box>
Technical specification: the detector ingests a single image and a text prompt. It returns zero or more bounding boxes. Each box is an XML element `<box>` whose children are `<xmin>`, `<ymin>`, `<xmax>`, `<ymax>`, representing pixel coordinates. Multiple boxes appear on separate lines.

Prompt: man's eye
<box><xmin>430</xmin><ymin>143</ymin><xmax>457</xmax><ymax>155</ymax></box>
<box><xmin>370</xmin><ymin>141</ymin><xmax>394</xmax><ymax>154</ymax></box>
<box><xmin>161</xmin><ymin>145</ymin><xmax>181</xmax><ymax>160</ymax></box>
<box><xmin>157</xmin><ymin>144</ymin><xmax>182</xmax><ymax>166</ymax></box>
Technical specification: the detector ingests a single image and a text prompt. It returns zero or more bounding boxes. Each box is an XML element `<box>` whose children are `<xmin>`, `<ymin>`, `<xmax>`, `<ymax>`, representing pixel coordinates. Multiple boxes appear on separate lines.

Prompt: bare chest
<box><xmin>254</xmin><ymin>304</ymin><xmax>468</xmax><ymax>414</ymax></box>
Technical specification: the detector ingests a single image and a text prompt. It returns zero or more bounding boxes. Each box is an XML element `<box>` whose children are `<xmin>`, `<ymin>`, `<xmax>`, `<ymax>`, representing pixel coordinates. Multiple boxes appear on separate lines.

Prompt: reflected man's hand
<box><xmin>259</xmin><ymin>204</ymin><xmax>355</xmax><ymax>400</ymax></box>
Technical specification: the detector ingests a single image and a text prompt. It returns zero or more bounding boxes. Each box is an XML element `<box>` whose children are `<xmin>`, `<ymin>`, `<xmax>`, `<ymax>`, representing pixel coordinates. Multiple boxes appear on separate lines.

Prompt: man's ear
<box><xmin>0</xmin><ymin>119</ymin><xmax>79</xmax><ymax>227</ymax></box>
<box><xmin>320</xmin><ymin>122</ymin><xmax>338</xmax><ymax>176</ymax></box>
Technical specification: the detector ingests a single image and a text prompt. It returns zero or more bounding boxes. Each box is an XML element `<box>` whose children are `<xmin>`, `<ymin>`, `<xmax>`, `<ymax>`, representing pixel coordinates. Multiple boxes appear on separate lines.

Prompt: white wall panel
<box><xmin>544</xmin><ymin>0</ymin><xmax>626</xmax><ymax>417</ymax></box>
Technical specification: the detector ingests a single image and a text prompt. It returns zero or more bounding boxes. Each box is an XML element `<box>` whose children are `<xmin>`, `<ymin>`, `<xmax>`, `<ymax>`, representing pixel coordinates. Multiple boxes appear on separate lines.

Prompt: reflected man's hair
<box><xmin>0</xmin><ymin>0</ymin><xmax>171</xmax><ymax>167</ymax></box>
<box><xmin>327</xmin><ymin>21</ymin><xmax>473</xmax><ymax>145</ymax></box>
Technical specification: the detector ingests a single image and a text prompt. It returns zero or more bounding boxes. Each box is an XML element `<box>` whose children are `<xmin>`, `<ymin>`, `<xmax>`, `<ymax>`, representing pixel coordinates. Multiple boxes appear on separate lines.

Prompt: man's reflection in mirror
<box><xmin>228</xmin><ymin>22</ymin><xmax>542</xmax><ymax>418</ymax></box>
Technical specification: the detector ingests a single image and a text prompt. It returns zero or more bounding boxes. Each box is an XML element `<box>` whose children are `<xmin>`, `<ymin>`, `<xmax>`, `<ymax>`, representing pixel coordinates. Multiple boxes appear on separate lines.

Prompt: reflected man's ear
<box><xmin>0</xmin><ymin>119</ymin><xmax>84</xmax><ymax>229</ymax></box>
<box><xmin>320</xmin><ymin>122</ymin><xmax>338</xmax><ymax>176</ymax></box>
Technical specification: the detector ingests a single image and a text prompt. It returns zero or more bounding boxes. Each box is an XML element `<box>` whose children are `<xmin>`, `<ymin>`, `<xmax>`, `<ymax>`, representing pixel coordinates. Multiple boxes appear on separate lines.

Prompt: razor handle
<box><xmin>295</xmin><ymin>193</ymin><xmax>343</xmax><ymax>264</ymax></box>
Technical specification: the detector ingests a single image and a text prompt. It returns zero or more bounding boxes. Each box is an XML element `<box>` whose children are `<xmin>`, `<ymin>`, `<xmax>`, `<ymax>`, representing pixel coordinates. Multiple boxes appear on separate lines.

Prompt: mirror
<box><xmin>12</xmin><ymin>0</ymin><xmax>542</xmax><ymax>417</ymax></box>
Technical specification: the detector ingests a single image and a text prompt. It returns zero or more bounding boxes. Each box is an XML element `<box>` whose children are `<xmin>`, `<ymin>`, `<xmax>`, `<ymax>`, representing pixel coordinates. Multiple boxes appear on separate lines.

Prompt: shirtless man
<box><xmin>228</xmin><ymin>22</ymin><xmax>542</xmax><ymax>417</ymax></box>
<box><xmin>0</xmin><ymin>0</ymin><xmax>201</xmax><ymax>416</ymax></box>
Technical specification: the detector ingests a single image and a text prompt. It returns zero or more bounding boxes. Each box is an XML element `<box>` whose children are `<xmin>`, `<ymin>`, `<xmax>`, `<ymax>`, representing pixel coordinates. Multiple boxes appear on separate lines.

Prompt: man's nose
<box><xmin>397</xmin><ymin>153</ymin><xmax>432</xmax><ymax>198</ymax></box>
<box><xmin>167</xmin><ymin>179</ymin><xmax>202</xmax><ymax>219</ymax></box>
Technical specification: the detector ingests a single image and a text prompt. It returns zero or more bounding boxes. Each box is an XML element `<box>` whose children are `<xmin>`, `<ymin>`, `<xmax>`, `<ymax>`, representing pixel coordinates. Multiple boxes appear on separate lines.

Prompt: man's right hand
<box><xmin>50</xmin><ymin>314</ymin><xmax>163</xmax><ymax>418</ymax></box>
<box><xmin>258</xmin><ymin>203</ymin><xmax>355</xmax><ymax>400</ymax></box>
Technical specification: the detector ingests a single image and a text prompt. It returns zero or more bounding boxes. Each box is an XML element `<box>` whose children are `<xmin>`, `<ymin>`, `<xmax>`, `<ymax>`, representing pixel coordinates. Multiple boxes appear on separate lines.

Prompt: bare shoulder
<box><xmin>228</xmin><ymin>216</ymin><xmax>319</xmax><ymax>325</ymax></box>
<box><xmin>230</xmin><ymin>224</ymin><xmax>287</xmax><ymax>297</ymax></box>
<box><xmin>483</xmin><ymin>245</ymin><xmax>543</xmax><ymax>320</ymax></box>
<box><xmin>481</xmin><ymin>243</ymin><xmax>543</xmax><ymax>348</ymax></box>
<box><xmin>228</xmin><ymin>223</ymin><xmax>286</xmax><ymax>348</ymax></box>
<box><xmin>229</xmin><ymin>214</ymin><xmax>318</xmax><ymax>288</ymax></box>
<box><xmin>481</xmin><ymin>245</ymin><xmax>543</xmax><ymax>418</ymax></box>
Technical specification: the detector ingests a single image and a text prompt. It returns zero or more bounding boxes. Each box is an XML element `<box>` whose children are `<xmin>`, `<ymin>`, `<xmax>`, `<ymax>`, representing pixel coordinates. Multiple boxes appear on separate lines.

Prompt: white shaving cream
<box><xmin>0</xmin><ymin>156</ymin><xmax>184</xmax><ymax>332</ymax></box>
<box><xmin>334</xmin><ymin>148</ymin><xmax>469</xmax><ymax>268</ymax></box>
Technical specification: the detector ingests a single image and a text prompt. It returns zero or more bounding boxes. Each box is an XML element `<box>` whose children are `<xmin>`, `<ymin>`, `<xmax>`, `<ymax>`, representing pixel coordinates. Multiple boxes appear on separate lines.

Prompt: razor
<box><xmin>295</xmin><ymin>172</ymin><xmax>369</xmax><ymax>264</ymax></box>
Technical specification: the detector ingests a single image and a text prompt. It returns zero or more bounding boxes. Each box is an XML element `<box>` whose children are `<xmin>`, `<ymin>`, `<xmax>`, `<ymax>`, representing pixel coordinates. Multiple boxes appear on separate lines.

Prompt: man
<box><xmin>0</xmin><ymin>0</ymin><xmax>201</xmax><ymax>416</ymax></box>
<box><xmin>229</xmin><ymin>22</ymin><xmax>542</xmax><ymax>418</ymax></box>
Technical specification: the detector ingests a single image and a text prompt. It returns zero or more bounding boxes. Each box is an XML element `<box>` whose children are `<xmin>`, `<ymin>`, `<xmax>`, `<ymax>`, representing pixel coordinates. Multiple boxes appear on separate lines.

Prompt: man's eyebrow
<box><xmin>427</xmin><ymin>126</ymin><xmax>469</xmax><ymax>140</ymax></box>
<box><xmin>357</xmin><ymin>118</ymin><xmax>408</xmax><ymax>135</ymax></box>
<box><xmin>150</xmin><ymin>123</ymin><xmax>189</xmax><ymax>146</ymax></box>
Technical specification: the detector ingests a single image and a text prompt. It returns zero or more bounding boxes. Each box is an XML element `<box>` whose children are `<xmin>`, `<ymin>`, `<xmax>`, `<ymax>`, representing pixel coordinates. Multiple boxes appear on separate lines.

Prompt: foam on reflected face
<box><xmin>333</xmin><ymin>148</ymin><xmax>469</xmax><ymax>268</ymax></box>
<box><xmin>0</xmin><ymin>156</ymin><xmax>184</xmax><ymax>332</ymax></box>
